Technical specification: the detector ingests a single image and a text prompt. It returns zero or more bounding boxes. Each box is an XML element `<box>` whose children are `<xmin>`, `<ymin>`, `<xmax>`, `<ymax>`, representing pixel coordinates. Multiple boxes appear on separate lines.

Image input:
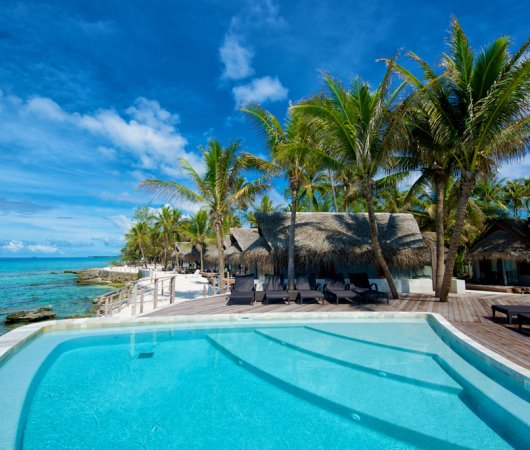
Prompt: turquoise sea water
<box><xmin>0</xmin><ymin>320</ymin><xmax>528</xmax><ymax>449</ymax></box>
<box><xmin>0</xmin><ymin>257</ymin><xmax>115</xmax><ymax>336</ymax></box>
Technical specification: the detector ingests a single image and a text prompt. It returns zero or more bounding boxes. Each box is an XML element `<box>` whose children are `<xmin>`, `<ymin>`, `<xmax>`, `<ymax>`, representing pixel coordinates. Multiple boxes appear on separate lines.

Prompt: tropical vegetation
<box><xmin>119</xmin><ymin>17</ymin><xmax>528</xmax><ymax>302</ymax></box>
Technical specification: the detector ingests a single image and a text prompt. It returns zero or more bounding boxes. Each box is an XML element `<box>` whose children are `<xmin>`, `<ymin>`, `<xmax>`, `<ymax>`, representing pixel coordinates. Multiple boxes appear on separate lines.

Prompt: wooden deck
<box><xmin>146</xmin><ymin>292</ymin><xmax>530</xmax><ymax>370</ymax></box>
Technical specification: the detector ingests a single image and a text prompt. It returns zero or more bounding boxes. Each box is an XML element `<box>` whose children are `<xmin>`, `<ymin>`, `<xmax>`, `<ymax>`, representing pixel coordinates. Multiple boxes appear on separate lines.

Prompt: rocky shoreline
<box><xmin>65</xmin><ymin>268</ymin><xmax>139</xmax><ymax>287</ymax></box>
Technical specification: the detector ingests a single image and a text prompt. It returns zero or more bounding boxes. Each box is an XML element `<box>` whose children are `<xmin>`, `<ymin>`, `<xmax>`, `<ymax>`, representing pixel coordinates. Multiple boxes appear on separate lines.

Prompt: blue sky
<box><xmin>0</xmin><ymin>0</ymin><xmax>529</xmax><ymax>257</ymax></box>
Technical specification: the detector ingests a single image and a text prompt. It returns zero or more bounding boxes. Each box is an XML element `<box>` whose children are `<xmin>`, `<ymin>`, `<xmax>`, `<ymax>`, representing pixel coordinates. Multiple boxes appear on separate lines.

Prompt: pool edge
<box><xmin>1</xmin><ymin>312</ymin><xmax>529</xmax><ymax>388</ymax></box>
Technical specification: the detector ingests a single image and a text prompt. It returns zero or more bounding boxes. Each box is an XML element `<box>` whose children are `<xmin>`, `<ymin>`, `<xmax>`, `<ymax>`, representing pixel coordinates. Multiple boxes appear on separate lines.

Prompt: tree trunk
<box><xmin>214</xmin><ymin>219</ymin><xmax>225</xmax><ymax>293</ymax></box>
<box><xmin>139</xmin><ymin>243</ymin><xmax>147</xmax><ymax>269</ymax></box>
<box><xmin>329</xmin><ymin>170</ymin><xmax>339</xmax><ymax>212</ymax></box>
<box><xmin>363</xmin><ymin>180</ymin><xmax>399</xmax><ymax>299</ymax></box>
<box><xmin>287</xmin><ymin>181</ymin><xmax>298</xmax><ymax>290</ymax></box>
<box><xmin>199</xmin><ymin>247</ymin><xmax>204</xmax><ymax>272</ymax></box>
<box><xmin>434</xmin><ymin>175</ymin><xmax>446</xmax><ymax>297</ymax></box>
<box><xmin>439</xmin><ymin>172</ymin><xmax>476</xmax><ymax>302</ymax></box>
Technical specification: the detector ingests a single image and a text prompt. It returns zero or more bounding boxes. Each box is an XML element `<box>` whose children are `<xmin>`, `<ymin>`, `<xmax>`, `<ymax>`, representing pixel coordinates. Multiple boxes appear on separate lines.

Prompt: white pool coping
<box><xmin>1</xmin><ymin>312</ymin><xmax>529</xmax><ymax>390</ymax></box>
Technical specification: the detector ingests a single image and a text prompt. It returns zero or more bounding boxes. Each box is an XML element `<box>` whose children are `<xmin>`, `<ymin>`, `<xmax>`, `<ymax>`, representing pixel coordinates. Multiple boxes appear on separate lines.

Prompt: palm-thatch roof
<box><xmin>470</xmin><ymin>219</ymin><xmax>530</xmax><ymax>262</ymax></box>
<box><xmin>203</xmin><ymin>236</ymin><xmax>231</xmax><ymax>263</ymax></box>
<box><xmin>248</xmin><ymin>212</ymin><xmax>430</xmax><ymax>270</ymax></box>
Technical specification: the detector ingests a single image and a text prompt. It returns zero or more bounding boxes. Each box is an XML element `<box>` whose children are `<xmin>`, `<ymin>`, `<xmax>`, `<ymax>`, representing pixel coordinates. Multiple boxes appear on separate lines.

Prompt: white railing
<box><xmin>96</xmin><ymin>274</ymin><xmax>179</xmax><ymax>317</ymax></box>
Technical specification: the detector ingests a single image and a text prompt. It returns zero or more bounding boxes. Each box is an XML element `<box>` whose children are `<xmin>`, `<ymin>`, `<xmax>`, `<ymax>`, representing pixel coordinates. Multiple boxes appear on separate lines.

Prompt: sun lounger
<box><xmin>263</xmin><ymin>275</ymin><xmax>290</xmax><ymax>305</ymax></box>
<box><xmin>228</xmin><ymin>274</ymin><xmax>255</xmax><ymax>305</ymax></box>
<box><xmin>348</xmin><ymin>272</ymin><xmax>389</xmax><ymax>304</ymax></box>
<box><xmin>324</xmin><ymin>275</ymin><xmax>361</xmax><ymax>304</ymax></box>
<box><xmin>296</xmin><ymin>274</ymin><xmax>325</xmax><ymax>304</ymax></box>
<box><xmin>491</xmin><ymin>304</ymin><xmax>530</xmax><ymax>324</ymax></box>
<box><xmin>517</xmin><ymin>312</ymin><xmax>530</xmax><ymax>333</ymax></box>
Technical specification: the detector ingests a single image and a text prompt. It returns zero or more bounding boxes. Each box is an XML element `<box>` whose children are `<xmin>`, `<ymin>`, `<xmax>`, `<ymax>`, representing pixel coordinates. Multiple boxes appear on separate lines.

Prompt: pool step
<box><xmin>207</xmin><ymin>331</ymin><xmax>512</xmax><ymax>450</ymax></box>
<box><xmin>256</xmin><ymin>327</ymin><xmax>462</xmax><ymax>395</ymax></box>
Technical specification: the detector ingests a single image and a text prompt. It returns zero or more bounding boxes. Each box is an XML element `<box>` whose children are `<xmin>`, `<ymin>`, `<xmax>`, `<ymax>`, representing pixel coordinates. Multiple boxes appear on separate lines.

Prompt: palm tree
<box><xmin>403</xmin><ymin>19</ymin><xmax>529</xmax><ymax>301</ymax></box>
<box><xmin>242</xmin><ymin>105</ymin><xmax>330</xmax><ymax>289</ymax></box>
<box><xmin>139</xmin><ymin>139</ymin><xmax>268</xmax><ymax>289</ymax></box>
<box><xmin>186</xmin><ymin>210</ymin><xmax>211</xmax><ymax>271</ymax></box>
<box><xmin>294</xmin><ymin>63</ymin><xmax>408</xmax><ymax>299</ymax></box>
<box><xmin>126</xmin><ymin>221</ymin><xmax>151</xmax><ymax>268</ymax></box>
<box><xmin>154</xmin><ymin>206</ymin><xmax>177</xmax><ymax>269</ymax></box>
<box><xmin>243</xmin><ymin>194</ymin><xmax>278</xmax><ymax>227</ymax></box>
<box><xmin>503</xmin><ymin>179</ymin><xmax>528</xmax><ymax>219</ymax></box>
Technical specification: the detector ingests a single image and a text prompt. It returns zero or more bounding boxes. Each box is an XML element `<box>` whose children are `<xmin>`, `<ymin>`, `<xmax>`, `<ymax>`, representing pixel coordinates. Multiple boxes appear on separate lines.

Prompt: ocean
<box><xmin>0</xmin><ymin>257</ymin><xmax>115</xmax><ymax>336</ymax></box>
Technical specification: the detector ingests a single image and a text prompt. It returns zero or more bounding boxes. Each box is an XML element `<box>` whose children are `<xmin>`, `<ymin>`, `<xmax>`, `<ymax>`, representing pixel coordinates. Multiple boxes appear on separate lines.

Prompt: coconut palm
<box><xmin>126</xmin><ymin>221</ymin><xmax>151</xmax><ymax>268</ymax></box>
<box><xmin>294</xmin><ymin>62</ymin><xmax>409</xmax><ymax>299</ymax></box>
<box><xmin>139</xmin><ymin>139</ymin><xmax>268</xmax><ymax>289</ymax></box>
<box><xmin>398</xmin><ymin>19</ymin><xmax>530</xmax><ymax>301</ymax></box>
<box><xmin>503</xmin><ymin>179</ymin><xmax>528</xmax><ymax>219</ymax></box>
<box><xmin>186</xmin><ymin>209</ymin><xmax>211</xmax><ymax>272</ymax></box>
<box><xmin>242</xmin><ymin>105</ymin><xmax>331</xmax><ymax>289</ymax></box>
<box><xmin>243</xmin><ymin>194</ymin><xmax>278</xmax><ymax>227</ymax></box>
<box><xmin>154</xmin><ymin>206</ymin><xmax>178</xmax><ymax>269</ymax></box>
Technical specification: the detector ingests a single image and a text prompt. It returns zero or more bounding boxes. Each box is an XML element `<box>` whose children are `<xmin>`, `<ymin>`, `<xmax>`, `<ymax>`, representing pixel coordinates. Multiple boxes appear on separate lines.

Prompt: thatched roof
<box><xmin>203</xmin><ymin>236</ymin><xmax>231</xmax><ymax>263</ymax></box>
<box><xmin>231</xmin><ymin>228</ymin><xmax>261</xmax><ymax>251</ymax></box>
<box><xmin>250</xmin><ymin>212</ymin><xmax>430</xmax><ymax>270</ymax></box>
<box><xmin>470</xmin><ymin>219</ymin><xmax>530</xmax><ymax>262</ymax></box>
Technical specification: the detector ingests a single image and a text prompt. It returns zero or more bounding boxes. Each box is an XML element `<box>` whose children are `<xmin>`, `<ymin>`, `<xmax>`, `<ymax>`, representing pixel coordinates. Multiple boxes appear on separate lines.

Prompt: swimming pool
<box><xmin>0</xmin><ymin>314</ymin><xmax>528</xmax><ymax>449</ymax></box>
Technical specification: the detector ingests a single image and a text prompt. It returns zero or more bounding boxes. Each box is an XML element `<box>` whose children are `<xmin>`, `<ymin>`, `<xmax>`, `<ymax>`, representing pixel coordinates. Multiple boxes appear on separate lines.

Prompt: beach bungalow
<box><xmin>234</xmin><ymin>212</ymin><xmax>433</xmax><ymax>293</ymax></box>
<box><xmin>469</xmin><ymin>219</ymin><xmax>530</xmax><ymax>287</ymax></box>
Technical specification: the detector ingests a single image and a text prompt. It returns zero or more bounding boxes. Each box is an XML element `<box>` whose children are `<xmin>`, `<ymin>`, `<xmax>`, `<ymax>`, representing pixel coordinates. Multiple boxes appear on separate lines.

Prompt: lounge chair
<box><xmin>263</xmin><ymin>275</ymin><xmax>290</xmax><ymax>305</ymax></box>
<box><xmin>348</xmin><ymin>272</ymin><xmax>389</xmax><ymax>304</ymax></box>
<box><xmin>324</xmin><ymin>275</ymin><xmax>361</xmax><ymax>304</ymax></box>
<box><xmin>296</xmin><ymin>274</ymin><xmax>325</xmax><ymax>304</ymax></box>
<box><xmin>517</xmin><ymin>312</ymin><xmax>530</xmax><ymax>333</ymax></box>
<box><xmin>491</xmin><ymin>304</ymin><xmax>530</xmax><ymax>324</ymax></box>
<box><xmin>228</xmin><ymin>274</ymin><xmax>255</xmax><ymax>305</ymax></box>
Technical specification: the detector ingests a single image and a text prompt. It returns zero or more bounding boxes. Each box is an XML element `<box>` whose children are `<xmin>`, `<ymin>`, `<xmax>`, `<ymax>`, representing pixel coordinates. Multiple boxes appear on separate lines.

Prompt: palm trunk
<box><xmin>439</xmin><ymin>173</ymin><xmax>476</xmax><ymax>302</ymax></box>
<box><xmin>139</xmin><ymin>243</ymin><xmax>147</xmax><ymax>269</ymax></box>
<box><xmin>214</xmin><ymin>220</ymin><xmax>225</xmax><ymax>292</ymax></box>
<box><xmin>434</xmin><ymin>175</ymin><xmax>446</xmax><ymax>297</ymax></box>
<box><xmin>199</xmin><ymin>246</ymin><xmax>204</xmax><ymax>272</ymax></box>
<box><xmin>363</xmin><ymin>181</ymin><xmax>399</xmax><ymax>299</ymax></box>
<box><xmin>287</xmin><ymin>180</ymin><xmax>298</xmax><ymax>290</ymax></box>
<box><xmin>329</xmin><ymin>170</ymin><xmax>339</xmax><ymax>212</ymax></box>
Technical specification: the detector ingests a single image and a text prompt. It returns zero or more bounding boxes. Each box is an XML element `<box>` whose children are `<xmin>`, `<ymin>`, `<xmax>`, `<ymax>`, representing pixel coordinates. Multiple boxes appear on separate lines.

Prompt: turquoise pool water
<box><xmin>0</xmin><ymin>319</ymin><xmax>528</xmax><ymax>449</ymax></box>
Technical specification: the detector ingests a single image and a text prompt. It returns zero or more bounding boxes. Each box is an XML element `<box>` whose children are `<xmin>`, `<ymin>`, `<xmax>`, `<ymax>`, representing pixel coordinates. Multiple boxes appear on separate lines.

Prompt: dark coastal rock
<box><xmin>5</xmin><ymin>308</ymin><xmax>56</xmax><ymax>324</ymax></box>
<box><xmin>68</xmin><ymin>268</ymin><xmax>139</xmax><ymax>287</ymax></box>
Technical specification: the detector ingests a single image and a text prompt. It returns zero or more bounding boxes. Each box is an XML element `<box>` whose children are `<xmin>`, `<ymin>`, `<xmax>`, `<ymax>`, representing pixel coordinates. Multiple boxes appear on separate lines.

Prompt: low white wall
<box><xmin>370</xmin><ymin>278</ymin><xmax>434</xmax><ymax>294</ymax></box>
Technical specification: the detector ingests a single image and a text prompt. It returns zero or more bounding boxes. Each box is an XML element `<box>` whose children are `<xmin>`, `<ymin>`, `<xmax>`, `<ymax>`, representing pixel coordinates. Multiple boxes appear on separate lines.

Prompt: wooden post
<box><xmin>131</xmin><ymin>283</ymin><xmax>138</xmax><ymax>315</ymax></box>
<box><xmin>170</xmin><ymin>276</ymin><xmax>175</xmax><ymax>304</ymax></box>
<box><xmin>140</xmin><ymin>290</ymin><xmax>145</xmax><ymax>314</ymax></box>
<box><xmin>153</xmin><ymin>279</ymin><xmax>159</xmax><ymax>309</ymax></box>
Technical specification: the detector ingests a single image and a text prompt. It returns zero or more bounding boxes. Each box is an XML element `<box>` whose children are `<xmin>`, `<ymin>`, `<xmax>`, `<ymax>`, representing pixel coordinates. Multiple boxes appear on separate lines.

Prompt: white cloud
<box><xmin>26</xmin><ymin>244</ymin><xmax>59</xmax><ymax>253</ymax></box>
<box><xmin>0</xmin><ymin>240</ymin><xmax>58</xmax><ymax>254</ymax></box>
<box><xmin>108</xmin><ymin>214</ymin><xmax>132</xmax><ymax>233</ymax></box>
<box><xmin>232</xmin><ymin>76</ymin><xmax>288</xmax><ymax>108</ymax></box>
<box><xmin>97</xmin><ymin>146</ymin><xmax>117</xmax><ymax>160</ymax></box>
<box><xmin>219</xmin><ymin>34</ymin><xmax>254</xmax><ymax>80</ymax></box>
<box><xmin>2</xmin><ymin>240</ymin><xmax>24</xmax><ymax>252</ymax></box>
<box><xmin>0</xmin><ymin>90</ymin><xmax>198</xmax><ymax>173</ymax></box>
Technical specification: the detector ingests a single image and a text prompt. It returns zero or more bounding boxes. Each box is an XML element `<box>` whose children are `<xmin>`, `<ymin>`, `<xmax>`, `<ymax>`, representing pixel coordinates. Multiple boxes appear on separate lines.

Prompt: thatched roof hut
<box><xmin>247</xmin><ymin>212</ymin><xmax>430</xmax><ymax>271</ymax></box>
<box><xmin>470</xmin><ymin>219</ymin><xmax>530</xmax><ymax>262</ymax></box>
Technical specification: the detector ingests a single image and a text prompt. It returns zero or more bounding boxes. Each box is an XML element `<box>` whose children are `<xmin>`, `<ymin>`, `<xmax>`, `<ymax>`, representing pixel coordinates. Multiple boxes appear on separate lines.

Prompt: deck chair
<box><xmin>296</xmin><ymin>274</ymin><xmax>324</xmax><ymax>304</ymax></box>
<box><xmin>263</xmin><ymin>275</ymin><xmax>290</xmax><ymax>305</ymax></box>
<box><xmin>348</xmin><ymin>272</ymin><xmax>389</xmax><ymax>304</ymax></box>
<box><xmin>228</xmin><ymin>274</ymin><xmax>255</xmax><ymax>305</ymax></box>
<box><xmin>491</xmin><ymin>304</ymin><xmax>530</xmax><ymax>325</ymax></box>
<box><xmin>324</xmin><ymin>275</ymin><xmax>361</xmax><ymax>305</ymax></box>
